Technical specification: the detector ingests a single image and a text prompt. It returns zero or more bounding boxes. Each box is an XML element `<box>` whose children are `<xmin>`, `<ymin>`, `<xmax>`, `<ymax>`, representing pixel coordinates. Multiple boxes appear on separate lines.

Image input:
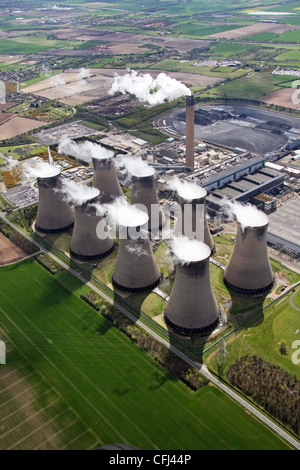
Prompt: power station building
<box><xmin>92</xmin><ymin>155</ymin><xmax>123</xmax><ymax>203</ymax></box>
<box><xmin>164</xmin><ymin>238</ymin><xmax>219</xmax><ymax>335</ymax></box>
<box><xmin>70</xmin><ymin>189</ymin><xmax>114</xmax><ymax>261</ymax></box>
<box><xmin>35</xmin><ymin>168</ymin><xmax>74</xmax><ymax>234</ymax></box>
<box><xmin>112</xmin><ymin>208</ymin><xmax>162</xmax><ymax>292</ymax></box>
<box><xmin>223</xmin><ymin>217</ymin><xmax>274</xmax><ymax>294</ymax></box>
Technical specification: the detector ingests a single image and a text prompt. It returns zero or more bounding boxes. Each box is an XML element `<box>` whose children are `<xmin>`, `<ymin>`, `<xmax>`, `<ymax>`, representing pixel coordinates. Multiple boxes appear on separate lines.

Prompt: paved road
<box><xmin>1</xmin><ymin>212</ymin><xmax>300</xmax><ymax>450</ymax></box>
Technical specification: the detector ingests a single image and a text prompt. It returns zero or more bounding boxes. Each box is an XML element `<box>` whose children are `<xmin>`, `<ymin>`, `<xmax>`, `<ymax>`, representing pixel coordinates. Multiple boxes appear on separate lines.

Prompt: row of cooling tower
<box><xmin>34</xmin><ymin>154</ymin><xmax>274</xmax><ymax>336</ymax></box>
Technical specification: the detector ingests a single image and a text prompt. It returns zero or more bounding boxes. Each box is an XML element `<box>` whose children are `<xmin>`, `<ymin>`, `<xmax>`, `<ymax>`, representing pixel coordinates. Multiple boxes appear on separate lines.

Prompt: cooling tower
<box><xmin>164</xmin><ymin>239</ymin><xmax>219</xmax><ymax>335</ymax></box>
<box><xmin>112</xmin><ymin>209</ymin><xmax>162</xmax><ymax>292</ymax></box>
<box><xmin>92</xmin><ymin>156</ymin><xmax>123</xmax><ymax>203</ymax></box>
<box><xmin>223</xmin><ymin>220</ymin><xmax>274</xmax><ymax>294</ymax></box>
<box><xmin>35</xmin><ymin>169</ymin><xmax>74</xmax><ymax>233</ymax></box>
<box><xmin>175</xmin><ymin>189</ymin><xmax>215</xmax><ymax>253</ymax></box>
<box><xmin>70</xmin><ymin>190</ymin><xmax>114</xmax><ymax>261</ymax></box>
<box><xmin>185</xmin><ymin>95</ymin><xmax>195</xmax><ymax>171</ymax></box>
<box><xmin>130</xmin><ymin>170</ymin><xmax>165</xmax><ymax>232</ymax></box>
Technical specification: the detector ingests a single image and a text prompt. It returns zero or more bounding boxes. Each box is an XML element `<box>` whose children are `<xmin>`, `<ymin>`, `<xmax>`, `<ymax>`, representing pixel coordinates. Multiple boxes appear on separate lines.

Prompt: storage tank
<box><xmin>164</xmin><ymin>237</ymin><xmax>219</xmax><ymax>335</ymax></box>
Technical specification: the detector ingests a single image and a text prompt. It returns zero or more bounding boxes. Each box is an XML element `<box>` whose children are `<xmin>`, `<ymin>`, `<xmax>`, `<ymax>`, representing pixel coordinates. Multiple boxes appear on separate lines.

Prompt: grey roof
<box><xmin>268</xmin><ymin>198</ymin><xmax>300</xmax><ymax>248</ymax></box>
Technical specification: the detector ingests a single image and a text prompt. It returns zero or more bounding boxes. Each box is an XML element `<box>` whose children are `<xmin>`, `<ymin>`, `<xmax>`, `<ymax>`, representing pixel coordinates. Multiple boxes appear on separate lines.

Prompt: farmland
<box><xmin>0</xmin><ymin>259</ymin><xmax>293</xmax><ymax>450</ymax></box>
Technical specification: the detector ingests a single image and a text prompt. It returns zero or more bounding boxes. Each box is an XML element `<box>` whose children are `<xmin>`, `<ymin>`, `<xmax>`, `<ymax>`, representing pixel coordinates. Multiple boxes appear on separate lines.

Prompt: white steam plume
<box><xmin>101</xmin><ymin>197</ymin><xmax>149</xmax><ymax>228</ymax></box>
<box><xmin>58</xmin><ymin>138</ymin><xmax>114</xmax><ymax>163</ymax></box>
<box><xmin>221</xmin><ymin>199</ymin><xmax>269</xmax><ymax>228</ymax></box>
<box><xmin>77</xmin><ymin>67</ymin><xmax>90</xmax><ymax>85</ymax></box>
<box><xmin>50</xmin><ymin>75</ymin><xmax>66</xmax><ymax>87</ymax></box>
<box><xmin>116</xmin><ymin>155</ymin><xmax>155</xmax><ymax>177</ymax></box>
<box><xmin>23</xmin><ymin>160</ymin><xmax>60</xmax><ymax>180</ymax></box>
<box><xmin>171</xmin><ymin>236</ymin><xmax>211</xmax><ymax>264</ymax></box>
<box><xmin>0</xmin><ymin>153</ymin><xmax>19</xmax><ymax>171</ymax></box>
<box><xmin>168</xmin><ymin>177</ymin><xmax>206</xmax><ymax>201</ymax></box>
<box><xmin>109</xmin><ymin>69</ymin><xmax>191</xmax><ymax>106</ymax></box>
<box><xmin>63</xmin><ymin>180</ymin><xmax>99</xmax><ymax>206</ymax></box>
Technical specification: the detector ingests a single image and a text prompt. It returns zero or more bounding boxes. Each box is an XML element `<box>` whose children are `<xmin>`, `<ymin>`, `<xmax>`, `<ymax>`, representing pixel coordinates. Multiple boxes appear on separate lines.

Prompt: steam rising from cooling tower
<box><xmin>109</xmin><ymin>69</ymin><xmax>191</xmax><ymax>106</ymax></box>
<box><xmin>169</xmin><ymin>177</ymin><xmax>214</xmax><ymax>252</ymax></box>
<box><xmin>164</xmin><ymin>237</ymin><xmax>219</xmax><ymax>336</ymax></box>
<box><xmin>117</xmin><ymin>155</ymin><xmax>165</xmax><ymax>232</ymax></box>
<box><xmin>26</xmin><ymin>161</ymin><xmax>74</xmax><ymax>234</ymax></box>
<box><xmin>222</xmin><ymin>201</ymin><xmax>274</xmax><ymax>294</ymax></box>
<box><xmin>58</xmin><ymin>139</ymin><xmax>123</xmax><ymax>203</ymax></box>
<box><xmin>66</xmin><ymin>184</ymin><xmax>114</xmax><ymax>261</ymax></box>
<box><xmin>108</xmin><ymin>199</ymin><xmax>162</xmax><ymax>292</ymax></box>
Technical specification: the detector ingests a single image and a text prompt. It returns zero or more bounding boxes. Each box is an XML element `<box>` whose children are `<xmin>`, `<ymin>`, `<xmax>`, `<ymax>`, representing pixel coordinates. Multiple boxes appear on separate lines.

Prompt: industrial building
<box><xmin>267</xmin><ymin>197</ymin><xmax>300</xmax><ymax>255</ymax></box>
<box><xmin>35</xmin><ymin>169</ymin><xmax>74</xmax><ymax>234</ymax></box>
<box><xmin>70</xmin><ymin>189</ymin><xmax>114</xmax><ymax>261</ymax></box>
<box><xmin>223</xmin><ymin>218</ymin><xmax>274</xmax><ymax>294</ymax></box>
<box><xmin>112</xmin><ymin>209</ymin><xmax>162</xmax><ymax>293</ymax></box>
<box><xmin>164</xmin><ymin>239</ymin><xmax>220</xmax><ymax>336</ymax></box>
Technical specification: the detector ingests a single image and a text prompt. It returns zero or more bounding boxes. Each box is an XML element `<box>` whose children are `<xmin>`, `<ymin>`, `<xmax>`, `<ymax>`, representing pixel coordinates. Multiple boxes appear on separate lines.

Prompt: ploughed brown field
<box><xmin>260</xmin><ymin>88</ymin><xmax>300</xmax><ymax>110</ymax></box>
<box><xmin>0</xmin><ymin>233</ymin><xmax>27</xmax><ymax>266</ymax></box>
<box><xmin>209</xmin><ymin>21</ymin><xmax>297</xmax><ymax>39</ymax></box>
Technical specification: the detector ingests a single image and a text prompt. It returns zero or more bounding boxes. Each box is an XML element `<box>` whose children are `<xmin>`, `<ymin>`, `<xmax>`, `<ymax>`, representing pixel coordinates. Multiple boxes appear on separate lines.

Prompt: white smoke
<box><xmin>102</xmin><ymin>197</ymin><xmax>149</xmax><ymax>229</ymax></box>
<box><xmin>168</xmin><ymin>177</ymin><xmax>206</xmax><ymax>201</ymax></box>
<box><xmin>77</xmin><ymin>68</ymin><xmax>90</xmax><ymax>86</ymax></box>
<box><xmin>50</xmin><ymin>75</ymin><xmax>66</xmax><ymax>87</ymax></box>
<box><xmin>221</xmin><ymin>199</ymin><xmax>269</xmax><ymax>228</ymax></box>
<box><xmin>63</xmin><ymin>180</ymin><xmax>99</xmax><ymax>206</ymax></box>
<box><xmin>171</xmin><ymin>236</ymin><xmax>211</xmax><ymax>264</ymax></box>
<box><xmin>0</xmin><ymin>153</ymin><xmax>19</xmax><ymax>171</ymax></box>
<box><xmin>23</xmin><ymin>160</ymin><xmax>60</xmax><ymax>180</ymax></box>
<box><xmin>109</xmin><ymin>69</ymin><xmax>191</xmax><ymax>106</ymax></box>
<box><xmin>116</xmin><ymin>155</ymin><xmax>155</xmax><ymax>178</ymax></box>
<box><xmin>58</xmin><ymin>138</ymin><xmax>114</xmax><ymax>163</ymax></box>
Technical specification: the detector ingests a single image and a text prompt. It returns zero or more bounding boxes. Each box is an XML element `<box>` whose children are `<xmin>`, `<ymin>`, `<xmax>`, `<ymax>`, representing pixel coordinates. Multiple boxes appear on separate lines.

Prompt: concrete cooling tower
<box><xmin>130</xmin><ymin>169</ymin><xmax>165</xmax><ymax>232</ymax></box>
<box><xmin>70</xmin><ymin>189</ymin><xmax>114</xmax><ymax>261</ymax></box>
<box><xmin>92</xmin><ymin>155</ymin><xmax>123</xmax><ymax>203</ymax></box>
<box><xmin>223</xmin><ymin>217</ymin><xmax>274</xmax><ymax>294</ymax></box>
<box><xmin>35</xmin><ymin>168</ymin><xmax>74</xmax><ymax>234</ymax></box>
<box><xmin>164</xmin><ymin>238</ymin><xmax>219</xmax><ymax>335</ymax></box>
<box><xmin>175</xmin><ymin>186</ymin><xmax>215</xmax><ymax>253</ymax></box>
<box><xmin>112</xmin><ymin>208</ymin><xmax>162</xmax><ymax>292</ymax></box>
<box><xmin>185</xmin><ymin>95</ymin><xmax>195</xmax><ymax>171</ymax></box>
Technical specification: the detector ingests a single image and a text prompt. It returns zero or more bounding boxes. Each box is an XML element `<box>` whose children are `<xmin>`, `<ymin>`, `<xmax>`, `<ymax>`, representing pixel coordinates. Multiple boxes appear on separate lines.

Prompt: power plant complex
<box><xmin>30</xmin><ymin>92</ymin><xmax>276</xmax><ymax>338</ymax></box>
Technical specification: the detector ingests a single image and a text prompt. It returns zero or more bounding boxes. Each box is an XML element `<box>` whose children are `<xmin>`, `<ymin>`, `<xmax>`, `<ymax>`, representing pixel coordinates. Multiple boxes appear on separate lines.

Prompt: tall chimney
<box><xmin>92</xmin><ymin>155</ymin><xmax>123</xmax><ymax>203</ymax></box>
<box><xmin>70</xmin><ymin>189</ymin><xmax>114</xmax><ymax>261</ymax></box>
<box><xmin>223</xmin><ymin>220</ymin><xmax>274</xmax><ymax>294</ymax></box>
<box><xmin>35</xmin><ymin>169</ymin><xmax>74</xmax><ymax>233</ymax></box>
<box><xmin>112</xmin><ymin>209</ymin><xmax>162</xmax><ymax>293</ymax></box>
<box><xmin>185</xmin><ymin>95</ymin><xmax>195</xmax><ymax>171</ymax></box>
<box><xmin>164</xmin><ymin>239</ymin><xmax>219</xmax><ymax>335</ymax></box>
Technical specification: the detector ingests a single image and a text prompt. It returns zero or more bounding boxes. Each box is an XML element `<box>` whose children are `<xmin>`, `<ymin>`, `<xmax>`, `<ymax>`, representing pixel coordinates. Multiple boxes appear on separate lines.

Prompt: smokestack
<box><xmin>70</xmin><ymin>189</ymin><xmax>114</xmax><ymax>261</ymax></box>
<box><xmin>175</xmin><ymin>188</ymin><xmax>215</xmax><ymax>253</ymax></box>
<box><xmin>112</xmin><ymin>209</ymin><xmax>162</xmax><ymax>292</ymax></box>
<box><xmin>185</xmin><ymin>95</ymin><xmax>195</xmax><ymax>171</ymax></box>
<box><xmin>92</xmin><ymin>155</ymin><xmax>123</xmax><ymax>203</ymax></box>
<box><xmin>164</xmin><ymin>238</ymin><xmax>219</xmax><ymax>335</ymax></box>
<box><xmin>130</xmin><ymin>170</ymin><xmax>165</xmax><ymax>232</ymax></box>
<box><xmin>35</xmin><ymin>169</ymin><xmax>74</xmax><ymax>233</ymax></box>
<box><xmin>223</xmin><ymin>220</ymin><xmax>274</xmax><ymax>294</ymax></box>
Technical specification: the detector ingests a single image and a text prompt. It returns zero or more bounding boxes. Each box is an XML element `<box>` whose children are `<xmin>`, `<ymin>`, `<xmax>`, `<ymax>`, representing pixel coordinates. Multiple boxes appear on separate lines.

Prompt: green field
<box><xmin>0</xmin><ymin>259</ymin><xmax>293</xmax><ymax>450</ymax></box>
